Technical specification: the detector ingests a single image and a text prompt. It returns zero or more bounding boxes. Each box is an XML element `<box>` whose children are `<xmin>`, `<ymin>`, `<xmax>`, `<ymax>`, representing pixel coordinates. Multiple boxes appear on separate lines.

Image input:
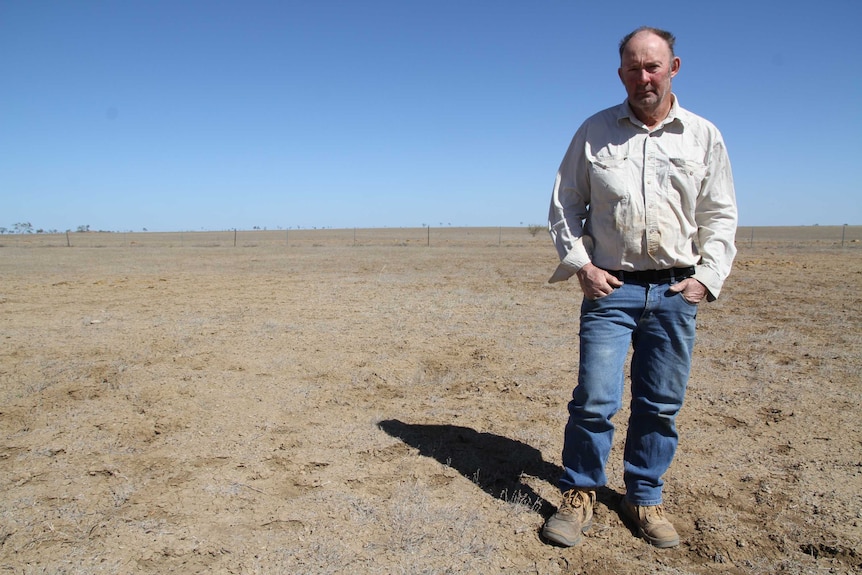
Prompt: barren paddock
<box><xmin>1</xmin><ymin>230</ymin><xmax>860</xmax><ymax>574</ymax></box>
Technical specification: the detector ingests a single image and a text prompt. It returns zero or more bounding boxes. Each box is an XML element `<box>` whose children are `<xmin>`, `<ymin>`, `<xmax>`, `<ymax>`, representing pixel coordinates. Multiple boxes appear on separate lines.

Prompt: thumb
<box><xmin>668</xmin><ymin>280</ymin><xmax>686</xmax><ymax>293</ymax></box>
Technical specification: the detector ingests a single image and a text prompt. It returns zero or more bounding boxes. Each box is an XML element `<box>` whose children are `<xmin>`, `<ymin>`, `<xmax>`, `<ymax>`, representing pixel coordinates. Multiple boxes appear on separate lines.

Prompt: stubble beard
<box><xmin>631</xmin><ymin>92</ymin><xmax>659</xmax><ymax>116</ymax></box>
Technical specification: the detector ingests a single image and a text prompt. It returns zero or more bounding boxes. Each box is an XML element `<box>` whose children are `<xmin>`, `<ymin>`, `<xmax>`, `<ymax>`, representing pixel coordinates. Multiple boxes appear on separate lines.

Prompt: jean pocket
<box><xmin>665</xmin><ymin>287</ymin><xmax>699</xmax><ymax>307</ymax></box>
<box><xmin>679</xmin><ymin>293</ymin><xmax>699</xmax><ymax>306</ymax></box>
<box><xmin>583</xmin><ymin>287</ymin><xmax>619</xmax><ymax>308</ymax></box>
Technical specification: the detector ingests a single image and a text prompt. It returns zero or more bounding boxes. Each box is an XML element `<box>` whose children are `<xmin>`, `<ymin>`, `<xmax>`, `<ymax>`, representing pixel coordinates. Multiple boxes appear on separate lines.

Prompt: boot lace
<box><xmin>644</xmin><ymin>504</ymin><xmax>668</xmax><ymax>523</ymax></box>
<box><xmin>561</xmin><ymin>489</ymin><xmax>588</xmax><ymax>511</ymax></box>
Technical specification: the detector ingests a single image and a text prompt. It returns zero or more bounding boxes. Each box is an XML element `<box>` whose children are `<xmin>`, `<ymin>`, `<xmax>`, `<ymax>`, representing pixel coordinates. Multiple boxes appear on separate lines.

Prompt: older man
<box><xmin>542</xmin><ymin>27</ymin><xmax>737</xmax><ymax>548</ymax></box>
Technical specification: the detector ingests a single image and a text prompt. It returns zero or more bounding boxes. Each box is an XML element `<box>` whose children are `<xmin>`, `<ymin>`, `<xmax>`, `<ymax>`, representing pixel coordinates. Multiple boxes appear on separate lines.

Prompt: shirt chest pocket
<box><xmin>669</xmin><ymin>157</ymin><xmax>707</xmax><ymax>194</ymax></box>
<box><xmin>588</xmin><ymin>155</ymin><xmax>630</xmax><ymax>202</ymax></box>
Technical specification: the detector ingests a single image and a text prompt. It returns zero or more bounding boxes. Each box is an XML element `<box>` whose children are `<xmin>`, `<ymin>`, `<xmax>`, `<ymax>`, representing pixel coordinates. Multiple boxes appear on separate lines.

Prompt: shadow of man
<box><xmin>378</xmin><ymin>419</ymin><xmax>563</xmax><ymax>517</ymax></box>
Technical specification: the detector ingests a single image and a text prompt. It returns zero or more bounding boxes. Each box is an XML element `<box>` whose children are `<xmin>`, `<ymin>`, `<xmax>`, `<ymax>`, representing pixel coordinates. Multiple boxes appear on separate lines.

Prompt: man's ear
<box><xmin>670</xmin><ymin>57</ymin><xmax>681</xmax><ymax>78</ymax></box>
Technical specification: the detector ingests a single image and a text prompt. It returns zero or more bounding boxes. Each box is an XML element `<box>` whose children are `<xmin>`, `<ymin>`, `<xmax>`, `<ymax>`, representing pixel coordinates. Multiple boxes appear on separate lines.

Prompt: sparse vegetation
<box><xmin>0</xmin><ymin>230</ymin><xmax>860</xmax><ymax>574</ymax></box>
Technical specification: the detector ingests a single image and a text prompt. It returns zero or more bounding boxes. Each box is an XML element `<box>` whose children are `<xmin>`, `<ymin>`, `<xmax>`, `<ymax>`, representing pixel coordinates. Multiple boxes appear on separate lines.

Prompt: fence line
<box><xmin>0</xmin><ymin>227</ymin><xmax>551</xmax><ymax>249</ymax></box>
<box><xmin>1</xmin><ymin>226</ymin><xmax>860</xmax><ymax>249</ymax></box>
<box><xmin>734</xmin><ymin>225</ymin><xmax>861</xmax><ymax>248</ymax></box>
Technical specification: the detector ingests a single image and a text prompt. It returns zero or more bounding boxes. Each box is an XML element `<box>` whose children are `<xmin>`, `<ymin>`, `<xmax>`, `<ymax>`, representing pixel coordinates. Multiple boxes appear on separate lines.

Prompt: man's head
<box><xmin>617</xmin><ymin>27</ymin><xmax>680</xmax><ymax>127</ymax></box>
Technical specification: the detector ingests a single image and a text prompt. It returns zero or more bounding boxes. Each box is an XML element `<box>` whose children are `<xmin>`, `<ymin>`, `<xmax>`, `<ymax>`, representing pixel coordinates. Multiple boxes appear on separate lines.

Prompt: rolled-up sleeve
<box><xmin>693</xmin><ymin>134</ymin><xmax>738</xmax><ymax>300</ymax></box>
<box><xmin>548</xmin><ymin>131</ymin><xmax>593</xmax><ymax>283</ymax></box>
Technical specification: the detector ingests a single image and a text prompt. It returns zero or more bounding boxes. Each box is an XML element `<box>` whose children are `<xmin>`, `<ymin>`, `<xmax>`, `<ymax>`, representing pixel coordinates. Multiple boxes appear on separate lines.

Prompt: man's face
<box><xmin>618</xmin><ymin>31</ymin><xmax>680</xmax><ymax>121</ymax></box>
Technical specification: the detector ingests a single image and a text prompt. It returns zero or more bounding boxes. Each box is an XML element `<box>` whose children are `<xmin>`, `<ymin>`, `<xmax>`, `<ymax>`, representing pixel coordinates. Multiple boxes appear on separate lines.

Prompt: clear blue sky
<box><xmin>2</xmin><ymin>0</ymin><xmax>860</xmax><ymax>232</ymax></box>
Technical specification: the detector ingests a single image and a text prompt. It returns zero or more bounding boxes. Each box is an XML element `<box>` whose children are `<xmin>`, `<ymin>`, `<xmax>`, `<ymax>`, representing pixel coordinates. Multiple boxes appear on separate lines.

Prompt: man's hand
<box><xmin>576</xmin><ymin>263</ymin><xmax>623</xmax><ymax>299</ymax></box>
<box><xmin>668</xmin><ymin>278</ymin><xmax>708</xmax><ymax>304</ymax></box>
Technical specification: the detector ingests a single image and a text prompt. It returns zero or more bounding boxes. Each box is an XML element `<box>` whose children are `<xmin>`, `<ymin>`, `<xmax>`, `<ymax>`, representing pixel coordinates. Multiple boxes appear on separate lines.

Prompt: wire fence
<box><xmin>1</xmin><ymin>226</ymin><xmax>859</xmax><ymax>250</ymax></box>
<box><xmin>0</xmin><ymin>227</ymin><xmax>548</xmax><ymax>249</ymax></box>
<box><xmin>734</xmin><ymin>225</ymin><xmax>861</xmax><ymax>248</ymax></box>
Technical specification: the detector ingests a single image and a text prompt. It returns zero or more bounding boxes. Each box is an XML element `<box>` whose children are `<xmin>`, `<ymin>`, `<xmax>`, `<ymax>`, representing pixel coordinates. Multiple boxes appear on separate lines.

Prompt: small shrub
<box><xmin>526</xmin><ymin>224</ymin><xmax>544</xmax><ymax>237</ymax></box>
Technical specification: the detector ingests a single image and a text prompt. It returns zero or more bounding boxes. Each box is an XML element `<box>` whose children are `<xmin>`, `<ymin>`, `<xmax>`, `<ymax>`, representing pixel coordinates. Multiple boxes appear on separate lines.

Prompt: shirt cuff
<box><xmin>548</xmin><ymin>250</ymin><xmax>591</xmax><ymax>283</ymax></box>
<box><xmin>693</xmin><ymin>266</ymin><xmax>722</xmax><ymax>301</ymax></box>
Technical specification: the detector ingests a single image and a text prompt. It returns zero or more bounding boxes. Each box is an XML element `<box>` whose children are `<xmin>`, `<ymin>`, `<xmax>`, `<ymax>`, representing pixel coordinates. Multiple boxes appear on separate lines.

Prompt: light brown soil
<box><xmin>1</xmin><ymin>230</ymin><xmax>860</xmax><ymax>574</ymax></box>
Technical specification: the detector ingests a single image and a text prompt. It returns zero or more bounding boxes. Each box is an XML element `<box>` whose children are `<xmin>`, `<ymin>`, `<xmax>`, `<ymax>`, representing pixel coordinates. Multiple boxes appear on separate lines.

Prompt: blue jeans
<box><xmin>558</xmin><ymin>280</ymin><xmax>697</xmax><ymax>506</ymax></box>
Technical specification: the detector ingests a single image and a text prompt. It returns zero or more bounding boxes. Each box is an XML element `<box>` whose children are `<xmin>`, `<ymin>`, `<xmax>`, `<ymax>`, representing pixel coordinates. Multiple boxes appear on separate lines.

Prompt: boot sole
<box><xmin>541</xmin><ymin>518</ymin><xmax>592</xmax><ymax>547</ymax></box>
<box><xmin>621</xmin><ymin>502</ymin><xmax>679</xmax><ymax>548</ymax></box>
<box><xmin>636</xmin><ymin>527</ymin><xmax>679</xmax><ymax>548</ymax></box>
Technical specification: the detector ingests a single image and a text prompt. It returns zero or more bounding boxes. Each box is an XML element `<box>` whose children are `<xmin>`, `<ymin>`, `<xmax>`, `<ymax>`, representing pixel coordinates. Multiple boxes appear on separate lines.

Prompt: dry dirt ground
<box><xmin>1</xmin><ymin>229</ymin><xmax>860</xmax><ymax>574</ymax></box>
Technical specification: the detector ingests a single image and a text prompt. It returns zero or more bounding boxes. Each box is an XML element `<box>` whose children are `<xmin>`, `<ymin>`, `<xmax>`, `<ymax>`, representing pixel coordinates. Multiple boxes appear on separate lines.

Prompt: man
<box><xmin>542</xmin><ymin>27</ymin><xmax>737</xmax><ymax>548</ymax></box>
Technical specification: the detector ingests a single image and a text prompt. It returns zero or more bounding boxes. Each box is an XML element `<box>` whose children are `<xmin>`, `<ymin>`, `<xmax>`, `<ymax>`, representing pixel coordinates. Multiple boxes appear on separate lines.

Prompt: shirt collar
<box><xmin>617</xmin><ymin>95</ymin><xmax>684</xmax><ymax>130</ymax></box>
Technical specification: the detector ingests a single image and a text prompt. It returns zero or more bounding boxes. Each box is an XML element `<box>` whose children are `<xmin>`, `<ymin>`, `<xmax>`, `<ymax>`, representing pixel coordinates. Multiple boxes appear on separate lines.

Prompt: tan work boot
<box><xmin>541</xmin><ymin>489</ymin><xmax>596</xmax><ymax>547</ymax></box>
<box><xmin>621</xmin><ymin>499</ymin><xmax>680</xmax><ymax>548</ymax></box>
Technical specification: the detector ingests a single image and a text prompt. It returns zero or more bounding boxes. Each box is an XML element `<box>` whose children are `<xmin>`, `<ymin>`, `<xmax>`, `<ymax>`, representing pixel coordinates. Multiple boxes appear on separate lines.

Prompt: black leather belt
<box><xmin>603</xmin><ymin>266</ymin><xmax>695</xmax><ymax>284</ymax></box>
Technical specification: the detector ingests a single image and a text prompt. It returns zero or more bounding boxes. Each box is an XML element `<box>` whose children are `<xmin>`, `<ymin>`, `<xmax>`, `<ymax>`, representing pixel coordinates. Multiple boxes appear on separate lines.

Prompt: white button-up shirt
<box><xmin>548</xmin><ymin>97</ymin><xmax>738</xmax><ymax>299</ymax></box>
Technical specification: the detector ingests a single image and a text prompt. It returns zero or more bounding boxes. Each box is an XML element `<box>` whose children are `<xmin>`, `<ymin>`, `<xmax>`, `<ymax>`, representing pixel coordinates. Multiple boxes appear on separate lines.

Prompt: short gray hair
<box><xmin>619</xmin><ymin>27</ymin><xmax>676</xmax><ymax>59</ymax></box>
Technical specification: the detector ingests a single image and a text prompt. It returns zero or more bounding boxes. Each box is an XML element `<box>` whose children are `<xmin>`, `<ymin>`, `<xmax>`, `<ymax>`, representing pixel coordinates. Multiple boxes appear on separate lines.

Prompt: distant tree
<box><xmin>14</xmin><ymin>222</ymin><xmax>33</xmax><ymax>234</ymax></box>
<box><xmin>0</xmin><ymin>227</ymin><xmax>7</xmax><ymax>234</ymax></box>
<box><xmin>527</xmin><ymin>224</ymin><xmax>544</xmax><ymax>237</ymax></box>
<box><xmin>76</xmin><ymin>224</ymin><xmax>90</xmax><ymax>232</ymax></box>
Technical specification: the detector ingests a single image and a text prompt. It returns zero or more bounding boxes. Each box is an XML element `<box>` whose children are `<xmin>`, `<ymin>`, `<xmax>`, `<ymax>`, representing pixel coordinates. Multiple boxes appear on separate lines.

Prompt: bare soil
<box><xmin>1</xmin><ymin>230</ymin><xmax>860</xmax><ymax>574</ymax></box>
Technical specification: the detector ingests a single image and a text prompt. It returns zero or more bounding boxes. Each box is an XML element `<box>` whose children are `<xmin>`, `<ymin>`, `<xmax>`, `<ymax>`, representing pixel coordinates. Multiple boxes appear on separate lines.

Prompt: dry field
<box><xmin>1</xmin><ymin>227</ymin><xmax>860</xmax><ymax>574</ymax></box>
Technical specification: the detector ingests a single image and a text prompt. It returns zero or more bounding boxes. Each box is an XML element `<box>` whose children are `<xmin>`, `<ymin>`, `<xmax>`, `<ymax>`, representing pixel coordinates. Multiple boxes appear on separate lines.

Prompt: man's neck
<box><xmin>630</xmin><ymin>96</ymin><xmax>675</xmax><ymax>130</ymax></box>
